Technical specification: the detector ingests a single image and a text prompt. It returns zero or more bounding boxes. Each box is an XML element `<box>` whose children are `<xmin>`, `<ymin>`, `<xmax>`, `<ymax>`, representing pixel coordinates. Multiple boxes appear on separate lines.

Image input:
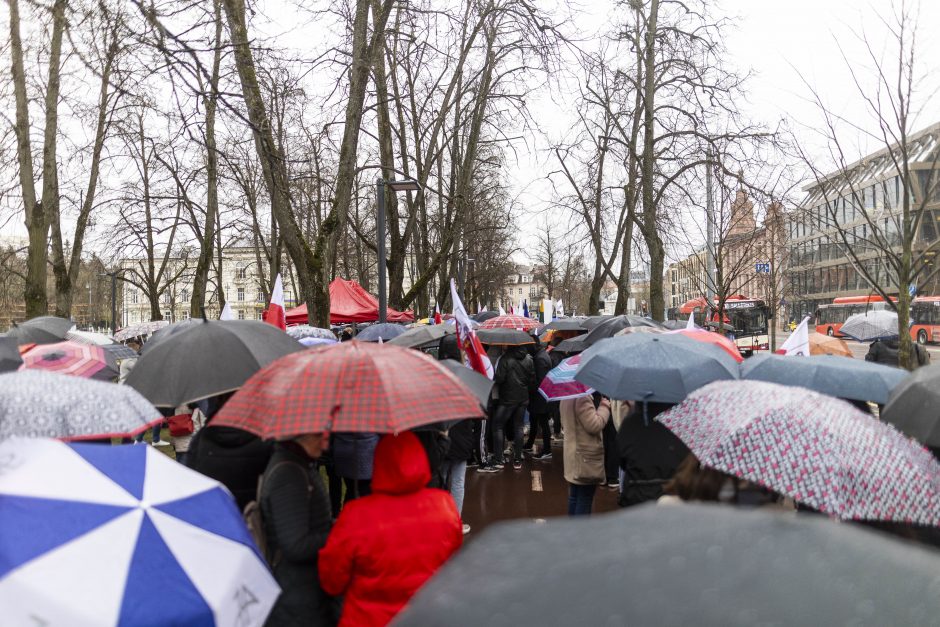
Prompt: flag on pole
<box><xmin>776</xmin><ymin>315</ymin><xmax>811</xmax><ymax>356</ymax></box>
<box><xmin>498</xmin><ymin>305</ymin><xmax>506</xmax><ymax>316</ymax></box>
<box><xmin>219</xmin><ymin>303</ymin><xmax>235</xmax><ymax>321</ymax></box>
<box><xmin>542</xmin><ymin>299</ymin><xmax>554</xmax><ymax>323</ymax></box>
<box><xmin>685</xmin><ymin>313</ymin><xmax>696</xmax><ymax>330</ymax></box>
<box><xmin>450</xmin><ymin>279</ymin><xmax>493</xmax><ymax>378</ymax></box>
<box><xmin>263</xmin><ymin>274</ymin><xmax>287</xmax><ymax>330</ymax></box>
<box><xmin>433</xmin><ymin>304</ymin><xmax>442</xmax><ymax>325</ymax></box>
<box><xmin>523</xmin><ymin>300</ymin><xmax>529</xmax><ymax>319</ymax></box>
<box><xmin>556</xmin><ymin>299</ymin><xmax>564</xmax><ymax>317</ymax></box>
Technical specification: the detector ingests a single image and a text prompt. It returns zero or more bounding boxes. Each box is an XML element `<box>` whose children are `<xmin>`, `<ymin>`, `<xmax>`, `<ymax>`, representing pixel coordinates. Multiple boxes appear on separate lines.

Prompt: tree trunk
<box><xmin>640</xmin><ymin>0</ymin><xmax>664</xmax><ymax>320</ymax></box>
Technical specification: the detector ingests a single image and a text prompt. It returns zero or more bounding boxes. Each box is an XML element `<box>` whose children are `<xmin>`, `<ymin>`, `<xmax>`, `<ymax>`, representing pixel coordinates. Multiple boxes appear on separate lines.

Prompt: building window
<box><xmin>257</xmin><ymin>288</ymin><xmax>264</xmax><ymax>303</ymax></box>
<box><xmin>180</xmin><ymin>289</ymin><xmax>189</xmax><ymax>301</ymax></box>
<box><xmin>237</xmin><ymin>287</ymin><xmax>245</xmax><ymax>301</ymax></box>
<box><xmin>257</xmin><ymin>311</ymin><xmax>264</xmax><ymax>320</ymax></box>
<box><xmin>518</xmin><ymin>288</ymin><xmax>522</xmax><ymax>295</ymax></box>
<box><xmin>238</xmin><ymin>310</ymin><xmax>245</xmax><ymax>320</ymax></box>
<box><xmin>130</xmin><ymin>290</ymin><xmax>138</xmax><ymax>304</ymax></box>
<box><xmin>237</xmin><ymin>264</ymin><xmax>247</xmax><ymax>279</ymax></box>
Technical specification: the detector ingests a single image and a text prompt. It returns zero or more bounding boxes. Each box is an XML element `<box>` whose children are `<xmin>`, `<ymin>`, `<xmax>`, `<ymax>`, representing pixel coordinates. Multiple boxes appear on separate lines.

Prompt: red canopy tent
<box><xmin>285</xmin><ymin>278</ymin><xmax>414</xmax><ymax>325</ymax></box>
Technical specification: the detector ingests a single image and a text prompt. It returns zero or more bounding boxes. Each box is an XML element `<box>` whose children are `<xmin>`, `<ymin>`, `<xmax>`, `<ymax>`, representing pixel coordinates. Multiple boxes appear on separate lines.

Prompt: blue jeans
<box><xmin>441</xmin><ymin>460</ymin><xmax>467</xmax><ymax>514</ymax></box>
<box><xmin>568</xmin><ymin>483</ymin><xmax>597</xmax><ymax>516</ymax></box>
<box><xmin>135</xmin><ymin>425</ymin><xmax>162</xmax><ymax>443</ymax></box>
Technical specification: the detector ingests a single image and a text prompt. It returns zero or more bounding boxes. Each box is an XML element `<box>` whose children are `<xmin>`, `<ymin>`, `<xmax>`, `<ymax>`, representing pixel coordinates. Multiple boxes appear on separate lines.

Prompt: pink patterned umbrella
<box><xmin>657</xmin><ymin>380</ymin><xmax>940</xmax><ymax>526</ymax></box>
<box><xmin>21</xmin><ymin>341</ymin><xmax>119</xmax><ymax>381</ymax></box>
<box><xmin>479</xmin><ymin>315</ymin><xmax>541</xmax><ymax>331</ymax></box>
<box><xmin>538</xmin><ymin>354</ymin><xmax>593</xmax><ymax>401</ymax></box>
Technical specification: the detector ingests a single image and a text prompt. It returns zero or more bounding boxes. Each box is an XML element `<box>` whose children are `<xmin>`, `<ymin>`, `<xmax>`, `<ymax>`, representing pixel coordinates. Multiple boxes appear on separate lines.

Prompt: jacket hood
<box><xmin>371</xmin><ymin>432</ymin><xmax>431</xmax><ymax>495</ymax></box>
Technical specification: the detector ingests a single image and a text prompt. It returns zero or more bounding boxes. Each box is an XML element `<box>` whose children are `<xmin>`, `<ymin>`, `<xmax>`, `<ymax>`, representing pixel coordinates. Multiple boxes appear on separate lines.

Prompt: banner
<box><xmin>450</xmin><ymin>279</ymin><xmax>493</xmax><ymax>378</ymax></box>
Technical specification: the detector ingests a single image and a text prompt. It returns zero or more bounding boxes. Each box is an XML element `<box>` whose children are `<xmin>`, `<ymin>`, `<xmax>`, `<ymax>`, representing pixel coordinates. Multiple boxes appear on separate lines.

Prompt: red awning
<box><xmin>285</xmin><ymin>278</ymin><xmax>414</xmax><ymax>325</ymax></box>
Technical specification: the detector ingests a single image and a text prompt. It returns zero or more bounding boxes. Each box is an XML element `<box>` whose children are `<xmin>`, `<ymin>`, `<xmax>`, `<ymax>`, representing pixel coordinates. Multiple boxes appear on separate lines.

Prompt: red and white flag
<box><xmin>263</xmin><ymin>273</ymin><xmax>287</xmax><ymax>330</ymax></box>
<box><xmin>450</xmin><ymin>279</ymin><xmax>493</xmax><ymax>378</ymax></box>
<box><xmin>776</xmin><ymin>315</ymin><xmax>811</xmax><ymax>356</ymax></box>
<box><xmin>433</xmin><ymin>304</ymin><xmax>443</xmax><ymax>325</ymax></box>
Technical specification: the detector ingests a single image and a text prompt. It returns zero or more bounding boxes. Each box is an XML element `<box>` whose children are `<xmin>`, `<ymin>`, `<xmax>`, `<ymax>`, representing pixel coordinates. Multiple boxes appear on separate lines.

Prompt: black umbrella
<box><xmin>556</xmin><ymin>315</ymin><xmax>661</xmax><ymax>353</ymax></box>
<box><xmin>437</xmin><ymin>359</ymin><xmax>493</xmax><ymax>407</ymax></box>
<box><xmin>141</xmin><ymin>319</ymin><xmax>199</xmax><ymax>354</ymax></box>
<box><xmin>356</xmin><ymin>323</ymin><xmax>407</xmax><ymax>342</ymax></box>
<box><xmin>125</xmin><ymin>320</ymin><xmax>303</xmax><ymax>407</ymax></box>
<box><xmin>881</xmin><ymin>364</ymin><xmax>940</xmax><ymax>447</ymax></box>
<box><xmin>472</xmin><ymin>311</ymin><xmax>500</xmax><ymax>323</ymax></box>
<box><xmin>477</xmin><ymin>328</ymin><xmax>535</xmax><ymax>346</ymax></box>
<box><xmin>5</xmin><ymin>316</ymin><xmax>74</xmax><ymax>345</ymax></box>
<box><xmin>741</xmin><ymin>353</ymin><xmax>908</xmax><ymax>405</ymax></box>
<box><xmin>662</xmin><ymin>319</ymin><xmax>695</xmax><ymax>330</ymax></box>
<box><xmin>541</xmin><ymin>318</ymin><xmax>587</xmax><ymax>332</ymax></box>
<box><xmin>388</xmin><ymin>324</ymin><xmax>454</xmax><ymax>349</ymax></box>
<box><xmin>580</xmin><ymin>315</ymin><xmax>614</xmax><ymax>331</ymax></box>
<box><xmin>396</xmin><ymin>503</ymin><xmax>940</xmax><ymax>626</ymax></box>
<box><xmin>575</xmin><ymin>333</ymin><xmax>738</xmax><ymax>402</ymax></box>
<box><xmin>0</xmin><ymin>337</ymin><xmax>22</xmax><ymax>373</ymax></box>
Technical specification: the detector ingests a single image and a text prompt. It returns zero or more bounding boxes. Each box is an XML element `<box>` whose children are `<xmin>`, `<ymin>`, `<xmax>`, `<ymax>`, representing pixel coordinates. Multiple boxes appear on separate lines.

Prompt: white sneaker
<box><xmin>152</xmin><ymin>440</ymin><xmax>172</xmax><ymax>447</ymax></box>
<box><xmin>462</xmin><ymin>524</ymin><xmax>471</xmax><ymax>535</ymax></box>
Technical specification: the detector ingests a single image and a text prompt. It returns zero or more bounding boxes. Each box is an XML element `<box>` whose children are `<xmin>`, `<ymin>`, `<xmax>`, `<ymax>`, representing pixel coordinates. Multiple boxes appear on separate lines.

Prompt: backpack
<box><xmin>243</xmin><ymin>461</ymin><xmax>311</xmax><ymax>567</ymax></box>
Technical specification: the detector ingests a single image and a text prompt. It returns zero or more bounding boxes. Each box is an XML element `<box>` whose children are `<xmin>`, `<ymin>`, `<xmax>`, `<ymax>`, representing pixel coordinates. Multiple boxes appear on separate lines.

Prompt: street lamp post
<box><xmin>376</xmin><ymin>177</ymin><xmax>421</xmax><ymax>323</ymax></box>
<box><xmin>98</xmin><ymin>269</ymin><xmax>125</xmax><ymax>334</ymax></box>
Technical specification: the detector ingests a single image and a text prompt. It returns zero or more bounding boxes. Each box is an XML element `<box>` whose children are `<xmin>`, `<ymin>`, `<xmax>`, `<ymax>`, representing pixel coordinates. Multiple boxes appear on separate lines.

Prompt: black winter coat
<box><xmin>261</xmin><ymin>442</ymin><xmax>335</xmax><ymax>627</ymax></box>
<box><xmin>186</xmin><ymin>426</ymin><xmax>274</xmax><ymax>511</ymax></box>
<box><xmin>616</xmin><ymin>403</ymin><xmax>689</xmax><ymax>507</ymax></box>
<box><xmin>527</xmin><ymin>347</ymin><xmax>553</xmax><ymax>414</ymax></box>
<box><xmin>494</xmin><ymin>348</ymin><xmax>536</xmax><ymax>406</ymax></box>
<box><xmin>444</xmin><ymin>419</ymin><xmax>474</xmax><ymax>462</ymax></box>
<box><xmin>865</xmin><ymin>339</ymin><xmax>930</xmax><ymax>367</ymax></box>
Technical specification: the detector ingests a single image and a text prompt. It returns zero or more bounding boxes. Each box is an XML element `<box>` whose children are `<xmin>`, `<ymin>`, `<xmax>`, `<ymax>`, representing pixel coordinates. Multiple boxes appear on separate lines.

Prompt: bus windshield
<box><xmin>728</xmin><ymin>307</ymin><xmax>768</xmax><ymax>336</ymax></box>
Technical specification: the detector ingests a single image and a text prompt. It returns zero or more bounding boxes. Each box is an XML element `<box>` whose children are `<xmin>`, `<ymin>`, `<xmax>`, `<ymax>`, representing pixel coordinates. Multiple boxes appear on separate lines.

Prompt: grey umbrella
<box><xmin>0</xmin><ymin>337</ymin><xmax>22</xmax><ymax>373</ymax></box>
<box><xmin>5</xmin><ymin>316</ymin><xmax>74</xmax><ymax>345</ymax></box>
<box><xmin>574</xmin><ymin>333</ymin><xmax>738</xmax><ymax>402</ymax></box>
<box><xmin>741</xmin><ymin>353</ymin><xmax>908</xmax><ymax>404</ymax></box>
<box><xmin>438</xmin><ymin>359</ymin><xmax>493</xmax><ymax>407</ymax></box>
<box><xmin>541</xmin><ymin>318</ymin><xmax>587</xmax><ymax>332</ymax></box>
<box><xmin>388</xmin><ymin>324</ymin><xmax>454</xmax><ymax>349</ymax></box>
<box><xmin>580</xmin><ymin>315</ymin><xmax>614</xmax><ymax>331</ymax></box>
<box><xmin>141</xmin><ymin>319</ymin><xmax>199</xmax><ymax>354</ymax></box>
<box><xmin>477</xmin><ymin>328</ymin><xmax>535</xmax><ymax>346</ymax></box>
<box><xmin>125</xmin><ymin>320</ymin><xmax>303</xmax><ymax>407</ymax></box>
<box><xmin>396</xmin><ymin>503</ymin><xmax>940</xmax><ymax>626</ymax></box>
<box><xmin>839</xmin><ymin>310</ymin><xmax>900</xmax><ymax>341</ymax></box>
<box><xmin>881</xmin><ymin>363</ymin><xmax>940</xmax><ymax>447</ymax></box>
<box><xmin>556</xmin><ymin>315</ymin><xmax>663</xmax><ymax>354</ymax></box>
<box><xmin>356</xmin><ymin>323</ymin><xmax>407</xmax><ymax>342</ymax></box>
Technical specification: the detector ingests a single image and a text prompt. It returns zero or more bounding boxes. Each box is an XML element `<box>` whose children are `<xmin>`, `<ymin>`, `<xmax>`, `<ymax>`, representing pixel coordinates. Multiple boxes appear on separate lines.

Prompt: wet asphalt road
<box><xmin>461</xmin><ymin>438</ymin><xmax>620</xmax><ymax>536</ymax></box>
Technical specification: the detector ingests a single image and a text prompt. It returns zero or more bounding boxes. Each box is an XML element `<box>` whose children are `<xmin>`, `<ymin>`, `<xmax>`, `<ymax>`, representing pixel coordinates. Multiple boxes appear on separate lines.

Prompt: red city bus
<box><xmin>815</xmin><ymin>295</ymin><xmax>895</xmax><ymax>337</ymax></box>
<box><xmin>679</xmin><ymin>295</ymin><xmax>770</xmax><ymax>356</ymax></box>
<box><xmin>911</xmin><ymin>296</ymin><xmax>940</xmax><ymax>344</ymax></box>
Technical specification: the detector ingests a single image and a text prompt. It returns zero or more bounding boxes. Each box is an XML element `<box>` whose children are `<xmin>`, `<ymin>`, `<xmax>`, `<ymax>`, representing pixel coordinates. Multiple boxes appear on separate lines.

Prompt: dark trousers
<box><xmin>568</xmin><ymin>483</ymin><xmax>597</xmax><ymax>516</ymax></box>
<box><xmin>550</xmin><ymin>402</ymin><xmax>561</xmax><ymax>436</ymax></box>
<box><xmin>471</xmin><ymin>418</ymin><xmax>484</xmax><ymax>464</ymax></box>
<box><xmin>524</xmin><ymin>411</ymin><xmax>552</xmax><ymax>452</ymax></box>
<box><xmin>603</xmin><ymin>418</ymin><xmax>619</xmax><ymax>483</ymax></box>
<box><xmin>491</xmin><ymin>403</ymin><xmax>525</xmax><ymax>463</ymax></box>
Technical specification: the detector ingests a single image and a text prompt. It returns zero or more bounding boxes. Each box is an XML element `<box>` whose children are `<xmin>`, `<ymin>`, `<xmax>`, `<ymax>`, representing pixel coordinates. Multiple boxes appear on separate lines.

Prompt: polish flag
<box><xmin>776</xmin><ymin>315</ymin><xmax>811</xmax><ymax>356</ymax></box>
<box><xmin>451</xmin><ymin>279</ymin><xmax>493</xmax><ymax>378</ymax></box>
<box><xmin>263</xmin><ymin>274</ymin><xmax>287</xmax><ymax>330</ymax></box>
<box><xmin>433</xmin><ymin>304</ymin><xmax>442</xmax><ymax>325</ymax></box>
<box><xmin>219</xmin><ymin>302</ymin><xmax>235</xmax><ymax>321</ymax></box>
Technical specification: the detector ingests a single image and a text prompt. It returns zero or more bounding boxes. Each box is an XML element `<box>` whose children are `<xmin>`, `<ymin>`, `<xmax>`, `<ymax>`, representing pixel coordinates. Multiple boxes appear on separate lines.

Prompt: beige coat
<box><xmin>560</xmin><ymin>396</ymin><xmax>611</xmax><ymax>485</ymax></box>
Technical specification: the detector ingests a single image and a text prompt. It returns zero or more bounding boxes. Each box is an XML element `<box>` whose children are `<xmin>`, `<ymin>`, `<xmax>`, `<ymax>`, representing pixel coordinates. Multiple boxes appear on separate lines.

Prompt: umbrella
<box><xmin>808</xmin><ymin>331</ymin><xmax>853</xmax><ymax>357</ymax></box>
<box><xmin>741</xmin><ymin>353</ymin><xmax>906</xmax><ymax>404</ymax></box>
<box><xmin>0</xmin><ymin>337</ymin><xmax>22</xmax><ymax>373</ymax></box>
<box><xmin>355</xmin><ymin>323</ymin><xmax>407</xmax><ymax>342</ymax></box>
<box><xmin>5</xmin><ymin>316</ymin><xmax>74</xmax><ymax>345</ymax></box>
<box><xmin>0</xmin><ymin>370</ymin><xmax>162</xmax><ymax>440</ymax></box>
<box><xmin>471</xmin><ymin>311</ymin><xmax>500</xmax><ymax>323</ymax></box>
<box><xmin>211</xmin><ymin>342</ymin><xmax>485</xmax><ymax>439</ymax></box>
<box><xmin>574</xmin><ymin>333</ymin><xmax>739</xmax><ymax>403</ymax></box>
<box><xmin>438</xmin><ymin>359</ymin><xmax>493</xmax><ymax>407</ymax></box>
<box><xmin>299</xmin><ymin>336</ymin><xmax>337</xmax><ymax>347</ymax></box>
<box><xmin>541</xmin><ymin>318</ymin><xmax>587</xmax><ymax>332</ymax></box>
<box><xmin>388</xmin><ymin>324</ymin><xmax>455</xmax><ymax>349</ymax></box>
<box><xmin>126</xmin><ymin>320</ymin><xmax>304</xmax><ymax>408</ymax></box>
<box><xmin>881</xmin><ymin>363</ymin><xmax>940</xmax><ymax>447</ymax></box>
<box><xmin>556</xmin><ymin>315</ymin><xmax>661</xmax><ymax>353</ymax></box>
<box><xmin>580</xmin><ymin>315</ymin><xmax>614</xmax><ymax>331</ymax></box>
<box><xmin>113</xmin><ymin>320</ymin><xmax>169</xmax><ymax>342</ymax></box>
<box><xmin>661</xmin><ymin>318</ymin><xmax>697</xmax><ymax>330</ymax></box>
<box><xmin>666</xmin><ymin>328</ymin><xmax>744</xmax><ymax>363</ymax></box>
<box><xmin>658</xmin><ymin>380</ymin><xmax>940</xmax><ymax>525</ymax></box>
<box><xmin>286</xmin><ymin>324</ymin><xmax>335</xmax><ymax>341</ymax></box>
<box><xmin>396</xmin><ymin>503</ymin><xmax>940</xmax><ymax>626</ymax></box>
<box><xmin>141</xmin><ymin>319</ymin><xmax>199</xmax><ymax>353</ymax></box>
<box><xmin>21</xmin><ymin>340</ymin><xmax>120</xmax><ymax>382</ymax></box>
<box><xmin>479</xmin><ymin>314</ymin><xmax>541</xmax><ymax>331</ymax></box>
<box><xmin>0</xmin><ymin>437</ymin><xmax>279</xmax><ymax>626</ymax></box>
<box><xmin>839</xmin><ymin>310</ymin><xmax>899</xmax><ymax>341</ymax></box>
<box><xmin>613</xmin><ymin>326</ymin><xmax>665</xmax><ymax>337</ymax></box>
<box><xmin>538</xmin><ymin>354</ymin><xmax>593</xmax><ymax>401</ymax></box>
<box><xmin>101</xmin><ymin>343</ymin><xmax>138</xmax><ymax>361</ymax></box>
<box><xmin>66</xmin><ymin>329</ymin><xmax>116</xmax><ymax>346</ymax></box>
<box><xmin>476</xmin><ymin>328</ymin><xmax>536</xmax><ymax>346</ymax></box>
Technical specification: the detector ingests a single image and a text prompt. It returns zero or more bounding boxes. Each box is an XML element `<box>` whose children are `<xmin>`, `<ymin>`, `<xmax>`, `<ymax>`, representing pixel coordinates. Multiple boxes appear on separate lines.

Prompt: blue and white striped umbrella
<box><xmin>0</xmin><ymin>438</ymin><xmax>280</xmax><ymax>626</ymax></box>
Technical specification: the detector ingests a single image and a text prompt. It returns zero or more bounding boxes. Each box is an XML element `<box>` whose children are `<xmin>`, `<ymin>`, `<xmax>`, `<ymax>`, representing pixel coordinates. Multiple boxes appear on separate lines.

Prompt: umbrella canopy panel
<box><xmin>397</xmin><ymin>503</ymin><xmax>940</xmax><ymax>626</ymax></box>
<box><xmin>5</xmin><ymin>316</ymin><xmax>74</xmax><ymax>345</ymax></box>
<box><xmin>539</xmin><ymin>354</ymin><xmax>593</xmax><ymax>401</ymax></box>
<box><xmin>388</xmin><ymin>324</ymin><xmax>455</xmax><ymax>349</ymax></box>
<box><xmin>0</xmin><ymin>438</ymin><xmax>279</xmax><ymax>626</ymax></box>
<box><xmin>21</xmin><ymin>341</ymin><xmax>120</xmax><ymax>382</ymax></box>
<box><xmin>355</xmin><ymin>323</ymin><xmax>407</xmax><ymax>342</ymax></box>
<box><xmin>438</xmin><ymin>359</ymin><xmax>493</xmax><ymax>407</ymax></box>
<box><xmin>808</xmin><ymin>331</ymin><xmax>853</xmax><ymax>357</ymax></box>
<box><xmin>477</xmin><ymin>328</ymin><xmax>536</xmax><ymax>346</ymax></box>
<box><xmin>839</xmin><ymin>310</ymin><xmax>900</xmax><ymax>341</ymax></box>
<box><xmin>114</xmin><ymin>320</ymin><xmax>169</xmax><ymax>342</ymax></box>
<box><xmin>479</xmin><ymin>315</ymin><xmax>541</xmax><ymax>331</ymax></box>
<box><xmin>881</xmin><ymin>363</ymin><xmax>940</xmax><ymax>447</ymax></box>
<box><xmin>556</xmin><ymin>315</ymin><xmax>661</xmax><ymax>353</ymax></box>
<box><xmin>0</xmin><ymin>337</ymin><xmax>23</xmax><ymax>373</ymax></box>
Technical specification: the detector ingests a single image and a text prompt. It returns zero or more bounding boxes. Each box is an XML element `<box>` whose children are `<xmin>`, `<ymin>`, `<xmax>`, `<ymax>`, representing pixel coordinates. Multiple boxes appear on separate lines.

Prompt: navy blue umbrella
<box><xmin>574</xmin><ymin>333</ymin><xmax>738</xmax><ymax>402</ymax></box>
<box><xmin>355</xmin><ymin>323</ymin><xmax>406</xmax><ymax>342</ymax></box>
<box><xmin>741</xmin><ymin>353</ymin><xmax>907</xmax><ymax>405</ymax></box>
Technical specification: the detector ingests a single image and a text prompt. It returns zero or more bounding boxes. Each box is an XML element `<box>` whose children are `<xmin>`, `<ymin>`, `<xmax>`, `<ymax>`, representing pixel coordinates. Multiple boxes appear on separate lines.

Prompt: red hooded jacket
<box><xmin>318</xmin><ymin>431</ymin><xmax>462</xmax><ymax>626</ymax></box>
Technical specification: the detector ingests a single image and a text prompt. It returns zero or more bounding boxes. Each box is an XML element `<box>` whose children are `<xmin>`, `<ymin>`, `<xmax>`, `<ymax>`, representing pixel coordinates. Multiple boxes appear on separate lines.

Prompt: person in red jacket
<box><xmin>318</xmin><ymin>431</ymin><xmax>463</xmax><ymax>626</ymax></box>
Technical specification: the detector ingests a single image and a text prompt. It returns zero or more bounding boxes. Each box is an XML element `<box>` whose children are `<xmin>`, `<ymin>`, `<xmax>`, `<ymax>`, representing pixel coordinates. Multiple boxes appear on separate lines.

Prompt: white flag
<box><xmin>777</xmin><ymin>315</ymin><xmax>812</xmax><ymax>356</ymax></box>
<box><xmin>498</xmin><ymin>305</ymin><xmax>506</xmax><ymax>316</ymax></box>
<box><xmin>556</xmin><ymin>299</ymin><xmax>564</xmax><ymax>317</ymax></box>
<box><xmin>685</xmin><ymin>313</ymin><xmax>696</xmax><ymax>330</ymax></box>
<box><xmin>220</xmin><ymin>302</ymin><xmax>235</xmax><ymax>320</ymax></box>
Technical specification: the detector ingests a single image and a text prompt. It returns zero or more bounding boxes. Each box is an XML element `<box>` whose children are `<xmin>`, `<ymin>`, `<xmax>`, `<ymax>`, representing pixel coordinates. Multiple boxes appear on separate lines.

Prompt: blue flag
<box><xmin>523</xmin><ymin>300</ymin><xmax>529</xmax><ymax>318</ymax></box>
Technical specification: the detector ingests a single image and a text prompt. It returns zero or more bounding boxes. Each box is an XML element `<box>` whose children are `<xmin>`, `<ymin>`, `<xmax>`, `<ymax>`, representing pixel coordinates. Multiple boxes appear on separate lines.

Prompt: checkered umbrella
<box><xmin>657</xmin><ymin>380</ymin><xmax>940</xmax><ymax>525</ymax></box>
<box><xmin>211</xmin><ymin>342</ymin><xmax>485</xmax><ymax>438</ymax></box>
<box><xmin>286</xmin><ymin>325</ymin><xmax>335</xmax><ymax>341</ymax></box>
<box><xmin>479</xmin><ymin>315</ymin><xmax>541</xmax><ymax>331</ymax></box>
<box><xmin>539</xmin><ymin>354</ymin><xmax>594</xmax><ymax>401</ymax></box>
<box><xmin>114</xmin><ymin>320</ymin><xmax>169</xmax><ymax>342</ymax></box>
<box><xmin>21</xmin><ymin>340</ymin><xmax>120</xmax><ymax>381</ymax></box>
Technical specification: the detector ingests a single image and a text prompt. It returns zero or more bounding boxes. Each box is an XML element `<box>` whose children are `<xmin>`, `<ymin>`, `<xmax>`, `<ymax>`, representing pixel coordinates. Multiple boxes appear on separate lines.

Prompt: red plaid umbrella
<box><xmin>479</xmin><ymin>314</ymin><xmax>541</xmax><ymax>331</ymax></box>
<box><xmin>665</xmin><ymin>328</ymin><xmax>744</xmax><ymax>363</ymax></box>
<box><xmin>211</xmin><ymin>342</ymin><xmax>485</xmax><ymax>438</ymax></box>
<box><xmin>21</xmin><ymin>340</ymin><xmax>119</xmax><ymax>381</ymax></box>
